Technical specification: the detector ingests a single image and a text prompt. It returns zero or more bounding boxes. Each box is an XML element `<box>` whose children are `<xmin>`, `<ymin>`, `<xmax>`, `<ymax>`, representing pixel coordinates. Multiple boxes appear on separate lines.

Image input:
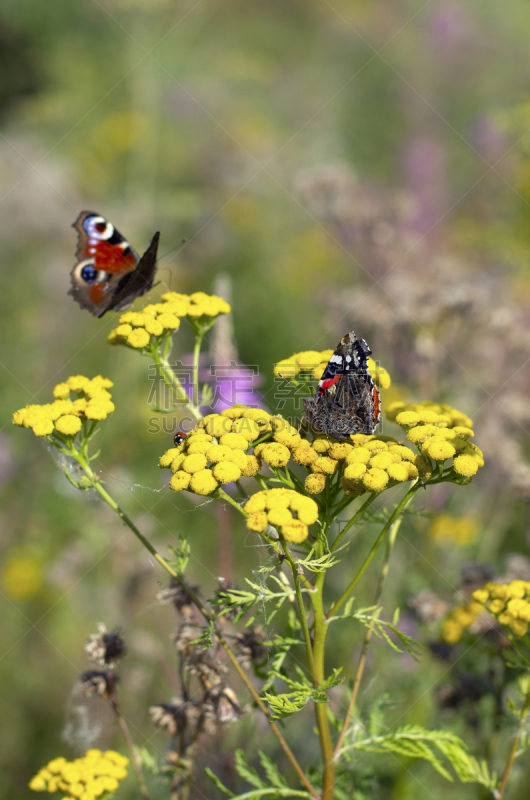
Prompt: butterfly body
<box><xmin>304</xmin><ymin>331</ymin><xmax>380</xmax><ymax>440</ymax></box>
<box><xmin>69</xmin><ymin>211</ymin><xmax>159</xmax><ymax>317</ymax></box>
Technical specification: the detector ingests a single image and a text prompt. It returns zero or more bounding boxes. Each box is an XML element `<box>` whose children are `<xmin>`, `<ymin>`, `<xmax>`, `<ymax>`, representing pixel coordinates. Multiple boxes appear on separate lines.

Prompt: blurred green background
<box><xmin>2</xmin><ymin>1</ymin><xmax>530</xmax><ymax>797</ymax></box>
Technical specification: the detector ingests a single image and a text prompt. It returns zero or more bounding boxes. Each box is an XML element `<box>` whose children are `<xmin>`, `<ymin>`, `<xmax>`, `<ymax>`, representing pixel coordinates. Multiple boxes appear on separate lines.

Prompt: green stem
<box><xmin>69</xmin><ymin>455</ymin><xmax>318</xmax><ymax>798</ymax></box>
<box><xmin>326</xmin><ymin>481</ymin><xmax>419</xmax><ymax>620</ymax></box>
<box><xmin>330</xmin><ymin>493</ymin><xmax>377</xmax><ymax>553</ymax></box>
<box><xmin>497</xmin><ymin>679</ymin><xmax>530</xmax><ymax>799</ymax></box>
<box><xmin>192</xmin><ymin>332</ymin><xmax>204</xmax><ymax>411</ymax></box>
<box><xmin>280</xmin><ymin>537</ymin><xmax>315</xmax><ymax>677</ymax></box>
<box><xmin>311</xmin><ymin>543</ymin><xmax>336</xmax><ymax>800</ymax></box>
<box><xmin>333</xmin><ymin>516</ymin><xmax>403</xmax><ymax>760</ymax></box>
<box><xmin>151</xmin><ymin>347</ymin><xmax>202</xmax><ymax>422</ymax></box>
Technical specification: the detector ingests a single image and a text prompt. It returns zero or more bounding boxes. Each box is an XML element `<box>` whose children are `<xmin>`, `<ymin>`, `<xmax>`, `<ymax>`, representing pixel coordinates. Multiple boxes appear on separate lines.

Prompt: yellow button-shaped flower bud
<box><xmin>204</xmin><ymin>415</ymin><xmax>232</xmax><ymax>437</ymax></box>
<box><xmin>261</xmin><ymin>443</ymin><xmax>291</xmax><ymax>467</ymax></box>
<box><xmin>425</xmin><ymin>439</ymin><xmax>456</xmax><ymax>461</ymax></box>
<box><xmin>388</xmin><ymin>444</ymin><xmax>414</xmax><ymax>461</ymax></box>
<box><xmin>311</xmin><ymin>456</ymin><xmax>339</xmax><ymax>475</ymax></box>
<box><xmin>386</xmin><ymin>463</ymin><xmax>410</xmax><ymax>482</ymax></box>
<box><xmin>245</xmin><ymin>493</ymin><xmax>267</xmax><ymax>514</ymax></box>
<box><xmin>247</xmin><ymin>512</ymin><xmax>268</xmax><ymax>533</ymax></box>
<box><xmin>345</xmin><ymin>447</ymin><xmax>371</xmax><ymax>465</ymax></box>
<box><xmin>212</xmin><ymin>461</ymin><xmax>241</xmax><ymax>484</ymax></box>
<box><xmin>232</xmin><ymin>417</ymin><xmax>262</xmax><ymax>441</ymax></box>
<box><xmin>274</xmin><ymin>359</ymin><xmax>299</xmax><ymax>378</ymax></box>
<box><xmin>488</xmin><ymin>599</ymin><xmax>505</xmax><ymax>614</ymax></box>
<box><xmin>344</xmin><ymin>463</ymin><xmax>367</xmax><ymax>481</ymax></box>
<box><xmin>452</xmin><ymin>427</ymin><xmax>474</xmax><ymax>440</ymax></box>
<box><xmin>509</xmin><ymin>619</ymin><xmax>528</xmax><ymax>637</ymax></box>
<box><xmin>187</xmin><ymin>440</ymin><xmax>211</xmax><ymax>455</ymax></box>
<box><xmin>55</xmin><ymin>415</ymin><xmax>83</xmax><ymax>436</ymax></box>
<box><xmin>241</xmin><ymin>454</ymin><xmax>261</xmax><ymax>477</ymax></box>
<box><xmin>268</xmin><ymin>507</ymin><xmax>294</xmax><ymax>527</ymax></box>
<box><xmin>395</xmin><ymin>411</ymin><xmax>421</xmax><ymax>427</ymax></box>
<box><xmin>182</xmin><ymin>454</ymin><xmax>208</xmax><ymax>474</ymax></box>
<box><xmin>157</xmin><ymin>313</ymin><xmax>181</xmax><ymax>330</ymax></box>
<box><xmin>226</xmin><ymin>449</ymin><xmax>248</xmax><ymax>471</ymax></box>
<box><xmin>349</xmin><ymin>433</ymin><xmax>372</xmax><ymax>445</ymax></box>
<box><xmin>472</xmin><ymin>588</ymin><xmax>489</xmax><ymax>604</ymax></box>
<box><xmin>362</xmin><ymin>468</ymin><xmax>389</xmax><ymax>491</ymax></box>
<box><xmin>281</xmin><ymin>521</ymin><xmax>308</xmax><ymax>543</ymax></box>
<box><xmin>219</xmin><ymin>433</ymin><xmax>248</xmax><ymax>450</ymax></box>
<box><xmin>293</xmin><ymin>445</ymin><xmax>318</xmax><ymax>466</ymax></box>
<box><xmin>305</xmin><ymin>474</ymin><xmax>326</xmax><ymax>494</ymax></box>
<box><xmin>364</xmin><ymin>439</ymin><xmax>388</xmax><ymax>453</ymax></box>
<box><xmin>328</xmin><ymin>442</ymin><xmax>353</xmax><ymax>460</ymax></box>
<box><xmin>370</xmin><ymin>452</ymin><xmax>393</xmax><ymax>470</ymax></box>
<box><xmin>53</xmin><ymin>382</ymin><xmax>71</xmax><ymax>399</ymax></box>
<box><xmin>206</xmin><ymin>445</ymin><xmax>234</xmax><ymax>463</ymax></box>
<box><xmin>144</xmin><ymin>318</ymin><xmax>164</xmax><ymax>337</ymax></box>
<box><xmin>169</xmin><ymin>472</ymin><xmax>191</xmax><ymax>492</ymax></box>
<box><xmin>453</xmin><ymin>455</ymin><xmax>479</xmax><ymax>477</ymax></box>
<box><xmin>33</xmin><ymin>418</ymin><xmax>55</xmax><ymax>436</ymax></box>
<box><xmin>407</xmin><ymin>424</ymin><xmax>439</xmax><ymax>444</ymax></box>
<box><xmin>189</xmin><ymin>469</ymin><xmax>218</xmax><ymax>495</ymax></box>
<box><xmin>159</xmin><ymin>448</ymin><xmax>181</xmax><ymax>468</ymax></box>
<box><xmin>220</xmin><ymin>405</ymin><xmax>247</xmax><ymax>419</ymax></box>
<box><xmin>291</xmin><ymin>496</ymin><xmax>319</xmax><ymax>525</ymax></box>
<box><xmin>509</xmin><ymin>580</ymin><xmax>527</xmax><ymax>599</ymax></box>
<box><xmin>127</xmin><ymin>328</ymin><xmax>150</xmax><ymax>349</ymax></box>
<box><xmin>489</xmin><ymin>584</ymin><xmax>509</xmax><ymax>600</ymax></box>
<box><xmin>405</xmin><ymin>462</ymin><xmax>419</xmax><ymax>479</ymax></box>
<box><xmin>312</xmin><ymin>438</ymin><xmax>330</xmax><ymax>453</ymax></box>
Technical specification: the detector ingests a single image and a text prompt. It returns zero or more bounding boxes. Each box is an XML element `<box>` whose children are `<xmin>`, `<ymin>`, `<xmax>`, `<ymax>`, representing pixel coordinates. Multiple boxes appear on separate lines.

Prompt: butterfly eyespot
<box><xmin>95</xmin><ymin>222</ymin><xmax>107</xmax><ymax>233</ymax></box>
<box><xmin>80</xmin><ymin>264</ymin><xmax>98</xmax><ymax>283</ymax></box>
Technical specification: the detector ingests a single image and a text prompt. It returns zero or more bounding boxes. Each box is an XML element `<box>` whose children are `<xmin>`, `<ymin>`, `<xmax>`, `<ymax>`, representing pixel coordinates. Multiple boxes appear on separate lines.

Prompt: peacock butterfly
<box><xmin>69</xmin><ymin>211</ymin><xmax>160</xmax><ymax>317</ymax></box>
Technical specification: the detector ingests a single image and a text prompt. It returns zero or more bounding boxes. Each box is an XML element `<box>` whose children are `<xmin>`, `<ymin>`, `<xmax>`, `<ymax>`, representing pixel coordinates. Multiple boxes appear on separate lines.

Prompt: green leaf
<box><xmin>137</xmin><ymin>746</ymin><xmax>160</xmax><ymax>776</ymax></box>
<box><xmin>168</xmin><ymin>533</ymin><xmax>190</xmax><ymax>575</ymax></box>
<box><xmin>258</xmin><ymin>751</ymin><xmax>287</xmax><ymax>789</ymax></box>
<box><xmin>263</xmin><ymin>690</ymin><xmax>315</xmax><ymax>719</ymax></box>
<box><xmin>299</xmin><ymin>550</ymin><xmax>341</xmax><ymax>573</ymax></box>
<box><xmin>329</xmin><ymin>606</ymin><xmax>422</xmax><ymax>661</ymax></box>
<box><xmin>263</xmin><ymin>670</ymin><xmax>343</xmax><ymax>719</ymax></box>
<box><xmin>204</xmin><ymin>767</ymin><xmax>235</xmax><ymax>796</ymax></box>
<box><xmin>235</xmin><ymin>749</ymin><xmax>265</xmax><ymax>789</ymax></box>
<box><xmin>340</xmin><ymin>725</ymin><xmax>496</xmax><ymax>788</ymax></box>
<box><xmin>190</xmin><ymin>619</ymin><xmax>215</xmax><ymax>650</ymax></box>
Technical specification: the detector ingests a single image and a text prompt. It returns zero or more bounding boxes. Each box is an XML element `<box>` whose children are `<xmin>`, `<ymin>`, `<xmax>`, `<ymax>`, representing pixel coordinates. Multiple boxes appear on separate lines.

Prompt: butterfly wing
<box><xmin>69</xmin><ymin>211</ymin><xmax>141</xmax><ymax>317</ymax></box>
<box><xmin>304</xmin><ymin>331</ymin><xmax>380</xmax><ymax>439</ymax></box>
<box><xmin>99</xmin><ymin>231</ymin><xmax>159</xmax><ymax>317</ymax></box>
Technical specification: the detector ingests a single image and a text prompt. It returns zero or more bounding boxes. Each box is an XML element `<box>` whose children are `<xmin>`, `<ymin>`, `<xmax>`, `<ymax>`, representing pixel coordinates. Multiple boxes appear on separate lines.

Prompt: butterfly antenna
<box><xmin>158</xmin><ymin>238</ymin><xmax>188</xmax><ymax>265</ymax></box>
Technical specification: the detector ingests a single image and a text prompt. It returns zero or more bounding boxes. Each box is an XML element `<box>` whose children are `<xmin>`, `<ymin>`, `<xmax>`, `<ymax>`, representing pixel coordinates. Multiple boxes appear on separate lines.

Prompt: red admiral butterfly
<box><xmin>304</xmin><ymin>331</ymin><xmax>380</xmax><ymax>440</ymax></box>
<box><xmin>69</xmin><ymin>211</ymin><xmax>160</xmax><ymax>317</ymax></box>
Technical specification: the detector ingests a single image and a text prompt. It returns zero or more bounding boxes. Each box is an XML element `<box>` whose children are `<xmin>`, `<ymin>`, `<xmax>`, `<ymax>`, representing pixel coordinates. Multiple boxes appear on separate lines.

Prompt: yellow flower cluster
<box><xmin>441</xmin><ymin>601</ymin><xmax>483</xmax><ymax>644</ymax></box>
<box><xmin>297</xmin><ymin>433</ymin><xmax>423</xmax><ymax>496</ymax></box>
<box><xmin>12</xmin><ymin>376</ymin><xmax>114</xmax><ymax>437</ymax></box>
<box><xmin>427</xmin><ymin>514</ymin><xmax>478</xmax><ymax>545</ymax></box>
<box><xmin>108</xmin><ymin>291</ymin><xmax>231</xmax><ymax>349</ymax></box>
<box><xmin>274</xmin><ymin>349</ymin><xmax>391</xmax><ymax>389</ymax></box>
<box><xmin>388</xmin><ymin>401</ymin><xmax>483</xmax><ymax>480</ymax></box>
<box><xmin>159</xmin><ymin>407</ymin><xmax>304</xmax><ymax>496</ymax></box>
<box><xmin>473</xmin><ymin>580</ymin><xmax>530</xmax><ymax>638</ymax></box>
<box><xmin>244</xmin><ymin>488</ymin><xmax>319</xmax><ymax>543</ymax></box>
<box><xmin>29</xmin><ymin>749</ymin><xmax>128</xmax><ymax>799</ymax></box>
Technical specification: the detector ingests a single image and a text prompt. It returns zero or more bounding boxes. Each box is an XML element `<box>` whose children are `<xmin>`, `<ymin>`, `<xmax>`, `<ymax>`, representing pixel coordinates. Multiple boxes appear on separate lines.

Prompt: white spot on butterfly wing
<box><xmin>329</xmin><ymin>354</ymin><xmax>343</xmax><ymax>364</ymax></box>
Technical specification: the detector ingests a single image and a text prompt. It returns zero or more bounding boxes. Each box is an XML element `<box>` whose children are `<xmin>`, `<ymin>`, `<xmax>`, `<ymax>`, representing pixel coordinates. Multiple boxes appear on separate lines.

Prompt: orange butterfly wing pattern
<box><xmin>69</xmin><ymin>211</ymin><xmax>159</xmax><ymax>317</ymax></box>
